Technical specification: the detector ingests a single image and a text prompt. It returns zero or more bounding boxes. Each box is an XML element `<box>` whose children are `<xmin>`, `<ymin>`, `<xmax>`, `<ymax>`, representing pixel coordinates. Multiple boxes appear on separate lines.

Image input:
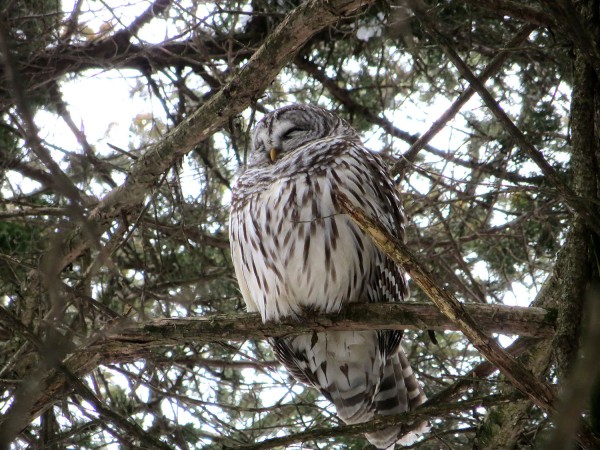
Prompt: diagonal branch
<box><xmin>397</xmin><ymin>23</ymin><xmax>537</xmax><ymax>172</ymax></box>
<box><xmin>57</xmin><ymin>0</ymin><xmax>376</xmax><ymax>272</ymax></box>
<box><xmin>336</xmin><ymin>191</ymin><xmax>557</xmax><ymax>412</ymax></box>
<box><xmin>337</xmin><ymin>191</ymin><xmax>600</xmax><ymax>448</ymax></box>
<box><xmin>118</xmin><ymin>0</ymin><xmax>172</xmax><ymax>40</ymax></box>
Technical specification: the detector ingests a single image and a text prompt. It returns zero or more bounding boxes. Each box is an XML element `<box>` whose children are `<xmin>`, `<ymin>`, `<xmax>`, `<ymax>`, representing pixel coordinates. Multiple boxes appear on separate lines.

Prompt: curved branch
<box><xmin>458</xmin><ymin>0</ymin><xmax>557</xmax><ymax>28</ymax></box>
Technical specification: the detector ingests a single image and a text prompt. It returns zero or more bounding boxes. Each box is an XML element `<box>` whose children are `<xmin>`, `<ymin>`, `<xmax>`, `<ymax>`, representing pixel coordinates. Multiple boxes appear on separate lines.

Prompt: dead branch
<box><xmin>337</xmin><ymin>191</ymin><xmax>600</xmax><ymax>449</ymax></box>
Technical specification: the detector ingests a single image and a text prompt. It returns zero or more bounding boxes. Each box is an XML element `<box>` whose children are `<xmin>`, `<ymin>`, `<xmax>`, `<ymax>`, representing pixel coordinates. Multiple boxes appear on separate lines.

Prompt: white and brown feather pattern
<box><xmin>230</xmin><ymin>104</ymin><xmax>428</xmax><ymax>448</ymax></box>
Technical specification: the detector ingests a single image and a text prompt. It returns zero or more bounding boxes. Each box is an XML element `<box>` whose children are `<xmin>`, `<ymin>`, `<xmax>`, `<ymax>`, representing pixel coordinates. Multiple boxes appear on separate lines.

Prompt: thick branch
<box><xmin>107</xmin><ymin>302</ymin><xmax>555</xmax><ymax>349</ymax></box>
<box><xmin>0</xmin><ymin>300</ymin><xmax>554</xmax><ymax>434</ymax></box>
<box><xmin>458</xmin><ymin>0</ymin><xmax>557</xmax><ymax>28</ymax></box>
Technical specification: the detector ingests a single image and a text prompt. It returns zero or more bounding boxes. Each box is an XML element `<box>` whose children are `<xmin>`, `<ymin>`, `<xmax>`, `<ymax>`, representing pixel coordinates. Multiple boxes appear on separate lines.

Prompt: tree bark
<box><xmin>544</xmin><ymin>2</ymin><xmax>600</xmax><ymax>448</ymax></box>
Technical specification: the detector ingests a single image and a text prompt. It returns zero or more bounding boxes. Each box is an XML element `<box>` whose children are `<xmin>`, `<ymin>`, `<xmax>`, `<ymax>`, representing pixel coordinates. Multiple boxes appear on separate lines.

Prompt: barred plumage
<box><xmin>229</xmin><ymin>104</ymin><xmax>428</xmax><ymax>448</ymax></box>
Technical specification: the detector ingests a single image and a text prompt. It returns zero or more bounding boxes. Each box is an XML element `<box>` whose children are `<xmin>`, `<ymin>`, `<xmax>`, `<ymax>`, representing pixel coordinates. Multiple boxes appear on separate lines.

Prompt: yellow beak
<box><xmin>269</xmin><ymin>148</ymin><xmax>279</xmax><ymax>162</ymax></box>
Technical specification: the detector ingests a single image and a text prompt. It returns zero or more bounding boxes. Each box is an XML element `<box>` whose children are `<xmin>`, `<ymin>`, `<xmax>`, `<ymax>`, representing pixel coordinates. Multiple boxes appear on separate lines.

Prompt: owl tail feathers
<box><xmin>365</xmin><ymin>418</ymin><xmax>430</xmax><ymax>449</ymax></box>
<box><xmin>365</xmin><ymin>349</ymin><xmax>430</xmax><ymax>449</ymax></box>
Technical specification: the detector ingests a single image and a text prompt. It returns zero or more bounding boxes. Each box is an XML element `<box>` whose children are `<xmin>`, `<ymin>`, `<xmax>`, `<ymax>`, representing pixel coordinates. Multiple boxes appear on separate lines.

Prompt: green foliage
<box><xmin>0</xmin><ymin>220</ymin><xmax>43</xmax><ymax>293</ymax></box>
<box><xmin>1</xmin><ymin>0</ymin><xmax>61</xmax><ymax>110</ymax></box>
<box><xmin>0</xmin><ymin>221</ymin><xmax>40</xmax><ymax>255</ymax></box>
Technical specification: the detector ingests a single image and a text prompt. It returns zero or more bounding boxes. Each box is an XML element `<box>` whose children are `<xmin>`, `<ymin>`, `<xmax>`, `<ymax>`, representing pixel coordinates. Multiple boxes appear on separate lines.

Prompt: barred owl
<box><xmin>229</xmin><ymin>104</ymin><xmax>428</xmax><ymax>448</ymax></box>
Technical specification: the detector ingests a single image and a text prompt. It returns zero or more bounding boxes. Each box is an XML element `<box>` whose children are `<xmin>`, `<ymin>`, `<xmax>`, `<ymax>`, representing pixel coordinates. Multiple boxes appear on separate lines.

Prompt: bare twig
<box><xmin>231</xmin><ymin>394</ymin><xmax>521</xmax><ymax>450</ymax></box>
<box><xmin>294</xmin><ymin>55</ymin><xmax>437</xmax><ymax>159</ymax></box>
<box><xmin>397</xmin><ymin>23</ymin><xmax>537</xmax><ymax>172</ymax></box>
<box><xmin>0</xmin><ymin>20</ymin><xmax>86</xmax><ymax>210</ymax></box>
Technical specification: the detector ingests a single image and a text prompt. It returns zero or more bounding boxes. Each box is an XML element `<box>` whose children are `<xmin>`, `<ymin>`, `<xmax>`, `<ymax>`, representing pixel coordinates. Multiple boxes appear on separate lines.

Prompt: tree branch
<box><xmin>230</xmin><ymin>394</ymin><xmax>522</xmax><ymax>450</ymax></box>
<box><xmin>0</xmin><ymin>300</ymin><xmax>554</xmax><ymax>435</ymax></box>
<box><xmin>397</xmin><ymin>23</ymin><xmax>537</xmax><ymax>172</ymax></box>
<box><xmin>336</xmin><ymin>191</ymin><xmax>557</xmax><ymax>412</ymax></box>
<box><xmin>107</xmin><ymin>301</ymin><xmax>555</xmax><ymax>347</ymax></box>
<box><xmin>410</xmin><ymin>1</ymin><xmax>600</xmax><ymax>236</ymax></box>
<box><xmin>337</xmin><ymin>191</ymin><xmax>600</xmax><ymax>448</ymax></box>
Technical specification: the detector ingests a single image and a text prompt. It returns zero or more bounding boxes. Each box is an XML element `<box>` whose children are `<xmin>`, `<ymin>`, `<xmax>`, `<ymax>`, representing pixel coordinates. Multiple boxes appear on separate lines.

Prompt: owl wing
<box><xmin>329</xmin><ymin>140</ymin><xmax>408</xmax><ymax>300</ymax></box>
<box><xmin>326</xmin><ymin>141</ymin><xmax>408</xmax><ymax>357</ymax></box>
<box><xmin>229</xmin><ymin>210</ymin><xmax>259</xmax><ymax>314</ymax></box>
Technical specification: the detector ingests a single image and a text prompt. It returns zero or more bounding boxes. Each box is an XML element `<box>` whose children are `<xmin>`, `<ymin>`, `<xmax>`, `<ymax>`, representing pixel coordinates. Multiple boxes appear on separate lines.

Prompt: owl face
<box><xmin>248</xmin><ymin>104</ymin><xmax>358</xmax><ymax>168</ymax></box>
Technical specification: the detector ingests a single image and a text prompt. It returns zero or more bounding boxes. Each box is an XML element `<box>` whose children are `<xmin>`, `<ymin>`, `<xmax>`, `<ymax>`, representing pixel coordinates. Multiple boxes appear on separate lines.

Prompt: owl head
<box><xmin>248</xmin><ymin>104</ymin><xmax>359</xmax><ymax>168</ymax></box>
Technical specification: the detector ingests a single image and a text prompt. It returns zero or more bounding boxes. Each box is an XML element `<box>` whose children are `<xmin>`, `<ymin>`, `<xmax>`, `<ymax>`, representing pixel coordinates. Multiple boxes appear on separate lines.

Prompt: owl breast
<box><xmin>230</xmin><ymin>140</ymin><xmax>396</xmax><ymax>322</ymax></box>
